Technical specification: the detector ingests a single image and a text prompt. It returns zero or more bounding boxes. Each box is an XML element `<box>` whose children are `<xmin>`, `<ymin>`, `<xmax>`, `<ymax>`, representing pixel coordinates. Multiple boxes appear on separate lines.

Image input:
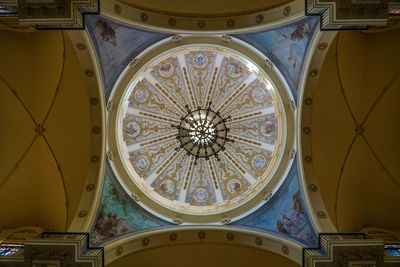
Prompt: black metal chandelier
<box><xmin>172</xmin><ymin>102</ymin><xmax>234</xmax><ymax>165</ymax></box>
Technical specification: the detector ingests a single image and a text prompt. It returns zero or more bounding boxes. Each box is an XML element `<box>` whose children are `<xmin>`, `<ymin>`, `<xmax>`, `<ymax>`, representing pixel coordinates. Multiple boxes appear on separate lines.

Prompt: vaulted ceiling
<box><xmin>0</xmin><ymin>4</ymin><xmax>399</xmax><ymax>266</ymax></box>
<box><xmin>0</xmin><ymin>28</ymin><xmax>102</xmax><ymax>232</ymax></box>
<box><xmin>302</xmin><ymin>29</ymin><xmax>400</xmax><ymax>233</ymax></box>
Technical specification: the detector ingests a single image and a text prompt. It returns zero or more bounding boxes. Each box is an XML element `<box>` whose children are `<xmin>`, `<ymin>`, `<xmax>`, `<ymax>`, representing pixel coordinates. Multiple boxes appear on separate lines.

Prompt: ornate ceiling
<box><xmin>88</xmin><ymin>15</ymin><xmax>320</xmax><ymax>247</ymax></box>
<box><xmin>2</xmin><ymin>4</ymin><xmax>400</xmax><ymax>266</ymax></box>
<box><xmin>114</xmin><ymin>44</ymin><xmax>286</xmax><ymax>215</ymax></box>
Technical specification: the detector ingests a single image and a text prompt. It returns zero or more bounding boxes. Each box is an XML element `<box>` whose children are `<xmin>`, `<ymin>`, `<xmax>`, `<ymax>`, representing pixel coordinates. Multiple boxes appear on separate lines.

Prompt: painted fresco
<box><xmin>85</xmin><ymin>15</ymin><xmax>169</xmax><ymax>99</ymax></box>
<box><xmin>90</xmin><ymin>164</ymin><xmax>169</xmax><ymax>246</ymax></box>
<box><xmin>86</xmin><ymin>15</ymin><xmax>319</xmax><ymax>247</ymax></box>
<box><xmin>232</xmin><ymin>161</ymin><xmax>318</xmax><ymax>247</ymax></box>
<box><xmin>235</xmin><ymin>17</ymin><xmax>319</xmax><ymax>100</ymax></box>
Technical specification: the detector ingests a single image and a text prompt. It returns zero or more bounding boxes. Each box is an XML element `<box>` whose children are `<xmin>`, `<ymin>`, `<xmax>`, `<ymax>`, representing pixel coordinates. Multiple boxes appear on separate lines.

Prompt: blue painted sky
<box><xmin>86</xmin><ymin>15</ymin><xmax>169</xmax><ymax>99</ymax></box>
<box><xmin>234</xmin><ymin>16</ymin><xmax>319</xmax><ymax>100</ymax></box>
<box><xmin>89</xmin><ymin>164</ymin><xmax>170</xmax><ymax>245</ymax></box>
<box><xmin>233</xmin><ymin>161</ymin><xmax>318</xmax><ymax>247</ymax></box>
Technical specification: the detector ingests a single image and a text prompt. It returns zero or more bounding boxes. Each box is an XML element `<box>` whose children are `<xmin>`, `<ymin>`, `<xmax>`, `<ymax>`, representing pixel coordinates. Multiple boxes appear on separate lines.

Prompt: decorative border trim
<box><xmin>65</xmin><ymin>30</ymin><xmax>106</xmax><ymax>232</ymax></box>
<box><xmin>104</xmin><ymin>226</ymin><xmax>303</xmax><ymax>265</ymax></box>
<box><xmin>297</xmin><ymin>29</ymin><xmax>338</xmax><ymax>233</ymax></box>
<box><xmin>100</xmin><ymin>0</ymin><xmax>305</xmax><ymax>34</ymax></box>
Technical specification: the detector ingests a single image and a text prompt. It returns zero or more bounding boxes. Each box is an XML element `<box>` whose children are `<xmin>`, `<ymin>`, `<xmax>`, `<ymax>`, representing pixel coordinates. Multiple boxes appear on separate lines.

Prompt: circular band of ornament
<box><xmin>101</xmin><ymin>1</ymin><xmax>303</xmax><ymax>33</ymax></box>
<box><xmin>108</xmin><ymin>36</ymin><xmax>295</xmax><ymax>222</ymax></box>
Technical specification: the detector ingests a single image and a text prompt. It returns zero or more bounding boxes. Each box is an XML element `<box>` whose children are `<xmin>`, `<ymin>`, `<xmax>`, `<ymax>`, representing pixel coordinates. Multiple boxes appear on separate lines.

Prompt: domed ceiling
<box><xmin>115</xmin><ymin>45</ymin><xmax>285</xmax><ymax>214</ymax></box>
<box><xmin>84</xmin><ymin>15</ymin><xmax>319</xmax><ymax>248</ymax></box>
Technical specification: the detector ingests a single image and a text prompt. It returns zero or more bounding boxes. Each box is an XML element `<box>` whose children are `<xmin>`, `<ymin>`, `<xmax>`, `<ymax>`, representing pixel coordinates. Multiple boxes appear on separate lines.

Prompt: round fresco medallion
<box><xmin>159</xmin><ymin>63</ymin><xmax>174</xmax><ymax>78</ymax></box>
<box><xmin>134</xmin><ymin>87</ymin><xmax>149</xmax><ymax>103</ymax></box>
<box><xmin>261</xmin><ymin>121</ymin><xmax>276</xmax><ymax>137</ymax></box>
<box><xmin>160</xmin><ymin>179</ymin><xmax>175</xmax><ymax>194</ymax></box>
<box><xmin>252</xmin><ymin>155</ymin><xmax>266</xmax><ymax>169</ymax></box>
<box><xmin>126</xmin><ymin>121</ymin><xmax>140</xmax><ymax>138</ymax></box>
<box><xmin>227</xmin><ymin>179</ymin><xmax>242</xmax><ymax>194</ymax></box>
<box><xmin>193</xmin><ymin>53</ymin><xmax>208</xmax><ymax>68</ymax></box>
<box><xmin>193</xmin><ymin>188</ymin><xmax>208</xmax><ymax>203</ymax></box>
<box><xmin>227</xmin><ymin>62</ymin><xmax>243</xmax><ymax>78</ymax></box>
<box><xmin>252</xmin><ymin>87</ymin><xmax>267</xmax><ymax>103</ymax></box>
<box><xmin>136</xmin><ymin>155</ymin><xmax>150</xmax><ymax>170</ymax></box>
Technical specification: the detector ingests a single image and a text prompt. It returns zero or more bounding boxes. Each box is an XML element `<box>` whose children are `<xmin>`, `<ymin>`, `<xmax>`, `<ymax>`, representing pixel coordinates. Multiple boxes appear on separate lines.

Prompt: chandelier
<box><xmin>172</xmin><ymin>102</ymin><xmax>234</xmax><ymax>165</ymax></box>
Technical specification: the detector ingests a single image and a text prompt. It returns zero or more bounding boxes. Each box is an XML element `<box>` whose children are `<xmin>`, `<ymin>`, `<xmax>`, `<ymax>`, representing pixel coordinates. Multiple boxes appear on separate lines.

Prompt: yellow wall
<box><xmin>0</xmin><ymin>29</ymin><xmax>94</xmax><ymax>231</ymax></box>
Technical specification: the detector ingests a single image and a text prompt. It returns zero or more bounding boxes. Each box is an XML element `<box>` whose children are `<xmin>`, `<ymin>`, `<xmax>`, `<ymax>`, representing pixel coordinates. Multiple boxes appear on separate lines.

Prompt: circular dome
<box><xmin>108</xmin><ymin>37</ymin><xmax>294</xmax><ymax>222</ymax></box>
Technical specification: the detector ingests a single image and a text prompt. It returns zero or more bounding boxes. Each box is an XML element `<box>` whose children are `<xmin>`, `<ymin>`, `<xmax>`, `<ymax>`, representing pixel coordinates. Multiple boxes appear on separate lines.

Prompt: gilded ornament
<box><xmin>310</xmin><ymin>69</ymin><xmax>319</xmax><ymax>77</ymax></box>
<box><xmin>264</xmin><ymin>191</ymin><xmax>273</xmax><ymax>201</ymax></box>
<box><xmin>106</xmin><ymin>101</ymin><xmax>113</xmax><ymax>112</ymax></box>
<box><xmin>289</xmin><ymin>100</ymin><xmax>296</xmax><ymax>111</ymax></box>
<box><xmin>90</xmin><ymin>97</ymin><xmax>98</xmax><ymax>105</ymax></box>
<box><xmin>221</xmin><ymin>34</ymin><xmax>232</xmax><ymax>42</ymax></box>
<box><xmin>197</xmin><ymin>21</ymin><xmax>205</xmax><ymax>29</ymax></box>
<box><xmin>172</xmin><ymin>217</ymin><xmax>183</xmax><ymax>225</ymax></box>
<box><xmin>255</xmin><ymin>14</ymin><xmax>264</xmax><ymax>24</ymax></box>
<box><xmin>318</xmin><ymin>43</ymin><xmax>328</xmax><ymax>50</ymax></box>
<box><xmin>75</xmin><ymin>43</ymin><xmax>86</xmax><ymax>50</ymax></box>
<box><xmin>78</xmin><ymin>210</ymin><xmax>87</xmax><ymax>217</ymax></box>
<box><xmin>282</xmin><ymin>245</ymin><xmax>289</xmax><ymax>255</ymax></box>
<box><xmin>90</xmin><ymin>155</ymin><xmax>99</xmax><ymax>162</ymax></box>
<box><xmin>92</xmin><ymin>126</ymin><xmax>100</xmax><ymax>134</ymax></box>
<box><xmin>84</xmin><ymin>69</ymin><xmax>94</xmax><ymax>77</ymax></box>
<box><xmin>168</xmin><ymin>18</ymin><xmax>176</xmax><ymax>27</ymax></box>
<box><xmin>355</xmin><ymin>124</ymin><xmax>365</xmax><ymax>136</ymax></box>
<box><xmin>198</xmin><ymin>231</ymin><xmax>206</xmax><ymax>240</ymax></box>
<box><xmin>107</xmin><ymin>150</ymin><xmax>114</xmax><ymax>161</ymax></box>
<box><xmin>226</xmin><ymin>232</ymin><xmax>235</xmax><ymax>241</ymax></box>
<box><xmin>140</xmin><ymin>13</ymin><xmax>148</xmax><ymax>22</ymax></box>
<box><xmin>142</xmin><ymin>238</ymin><xmax>150</xmax><ymax>246</ymax></box>
<box><xmin>308</xmin><ymin>184</ymin><xmax>318</xmax><ymax>192</ymax></box>
<box><xmin>255</xmin><ymin>237</ymin><xmax>263</xmax><ymax>246</ymax></box>
<box><xmin>264</xmin><ymin>58</ymin><xmax>274</xmax><ymax>69</ymax></box>
<box><xmin>283</xmin><ymin>6</ymin><xmax>291</xmax><ymax>16</ymax></box>
<box><xmin>317</xmin><ymin>211</ymin><xmax>327</xmax><ymax>219</ymax></box>
<box><xmin>114</xmin><ymin>3</ymin><xmax>121</xmax><ymax>14</ymax></box>
<box><xmin>288</xmin><ymin>148</ymin><xmax>296</xmax><ymax>159</ymax></box>
<box><xmin>34</xmin><ymin>125</ymin><xmax>45</xmax><ymax>136</ymax></box>
<box><xmin>131</xmin><ymin>193</ymin><xmax>140</xmax><ymax>202</ymax></box>
<box><xmin>227</xmin><ymin>19</ymin><xmax>235</xmax><ymax>28</ymax></box>
<box><xmin>116</xmin><ymin>246</ymin><xmax>123</xmax><ymax>256</ymax></box>
<box><xmin>221</xmin><ymin>217</ymin><xmax>232</xmax><ymax>225</ymax></box>
<box><xmin>171</xmin><ymin>35</ymin><xmax>183</xmax><ymax>42</ymax></box>
<box><xmin>130</xmin><ymin>58</ymin><xmax>139</xmax><ymax>68</ymax></box>
<box><xmin>169</xmin><ymin>233</ymin><xmax>178</xmax><ymax>241</ymax></box>
<box><xmin>85</xmin><ymin>184</ymin><xmax>95</xmax><ymax>191</ymax></box>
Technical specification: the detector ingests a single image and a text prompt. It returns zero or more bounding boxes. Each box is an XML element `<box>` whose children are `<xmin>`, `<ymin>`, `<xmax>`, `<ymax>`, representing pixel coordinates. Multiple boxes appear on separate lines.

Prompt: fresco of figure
<box><xmin>276</xmin><ymin>191</ymin><xmax>315</xmax><ymax>243</ymax></box>
<box><xmin>95</xmin><ymin>20</ymin><xmax>117</xmax><ymax>47</ymax></box>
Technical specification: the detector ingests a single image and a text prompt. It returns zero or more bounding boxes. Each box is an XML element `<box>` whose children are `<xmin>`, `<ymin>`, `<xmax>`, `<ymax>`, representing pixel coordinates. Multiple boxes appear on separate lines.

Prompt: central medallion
<box><xmin>174</xmin><ymin>103</ymin><xmax>233</xmax><ymax>163</ymax></box>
